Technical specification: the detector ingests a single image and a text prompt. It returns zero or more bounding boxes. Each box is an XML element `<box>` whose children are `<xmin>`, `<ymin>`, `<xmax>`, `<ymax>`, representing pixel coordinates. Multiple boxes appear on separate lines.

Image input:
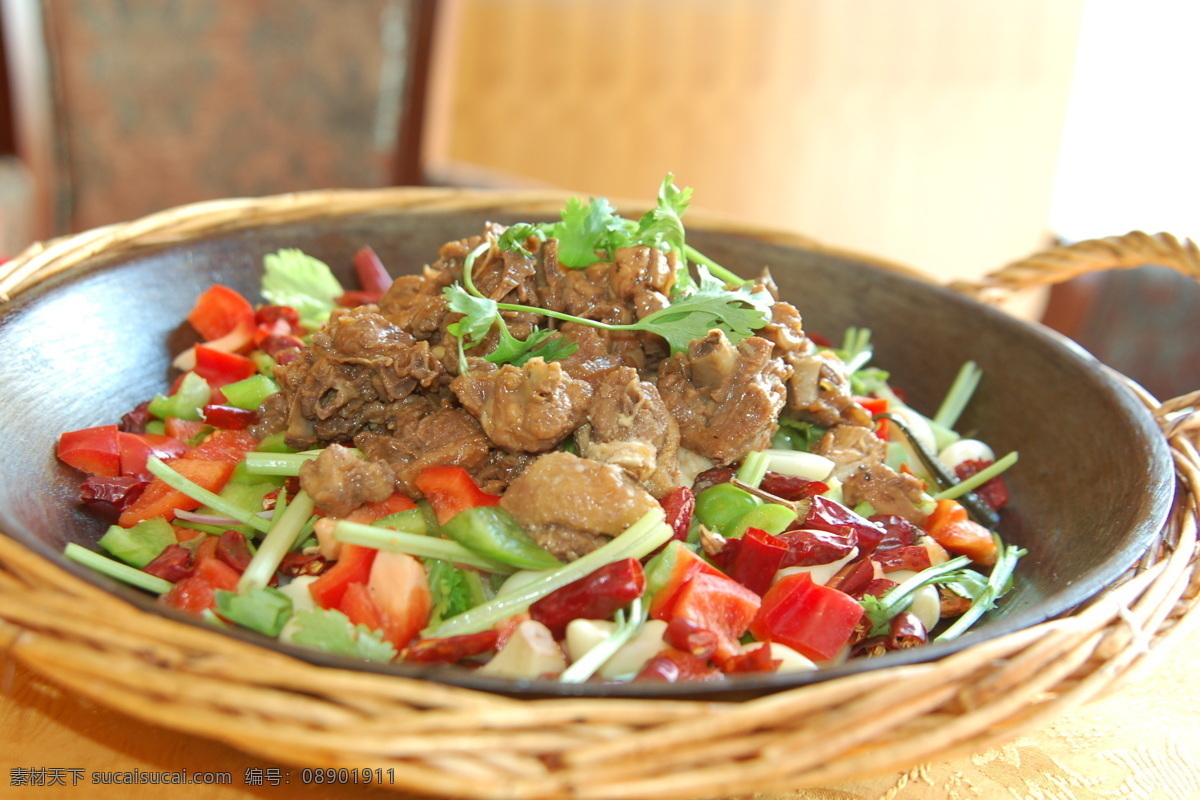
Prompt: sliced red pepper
<box><xmin>529</xmin><ymin>557</ymin><xmax>646</xmax><ymax>638</ymax></box>
<box><xmin>875</xmin><ymin>544</ymin><xmax>933</xmax><ymax>573</ymax></box>
<box><xmin>802</xmin><ymin>496</ymin><xmax>886</xmax><ymax>556</ymax></box>
<box><xmin>80</xmin><ymin>475</ymin><xmax>148</xmax><ymax>516</ymax></box>
<box><xmin>759</xmin><ymin>473</ymin><xmax>829</xmax><ymax>502</ymax></box>
<box><xmin>57</xmin><ymin>424</ymin><xmax>121</xmax><ymax>477</ymax></box>
<box><xmin>749</xmin><ymin>571</ymin><xmax>864</xmax><ymax>662</ymax></box>
<box><xmin>279</xmin><ymin>551</ymin><xmax>328</xmax><ymax>577</ymax></box>
<box><xmin>187</xmin><ymin>285</ymin><xmax>255</xmax><ymax>341</ymax></box>
<box><xmin>117</xmin><ymin>458</ymin><xmax>236</xmax><ymax>526</ymax></box>
<box><xmin>402</xmin><ymin>630</ymin><xmax>500</xmax><ymax>664</ymax></box>
<box><xmin>727</xmin><ymin>527</ymin><xmax>788</xmax><ymax>597</ymax></box>
<box><xmin>354</xmin><ymin>245</ymin><xmax>394</xmax><ymax>295</ymax></box>
<box><xmin>667</xmin><ymin>571</ymin><xmax>762</xmax><ymax>664</ymax></box>
<box><xmin>193</xmin><ymin>344</ymin><xmax>257</xmax><ymax>390</ymax></box>
<box><xmin>160</xmin><ymin>556</ymin><xmax>241</xmax><ymax>615</ymax></box>
<box><xmin>414</xmin><ymin>465</ymin><xmax>501</xmax><ymax>525</ymax></box>
<box><xmin>308</xmin><ymin>544</ymin><xmax>378</xmax><ymax>610</ymax></box>
<box><xmin>117</xmin><ymin>431</ymin><xmax>189</xmax><ymax>477</ymax></box>
<box><xmin>185</xmin><ymin>429</ymin><xmax>259</xmax><ymax>463</ymax></box>
<box><xmin>777</xmin><ymin>527</ymin><xmax>857</xmax><ymax>569</ymax></box>
<box><xmin>825</xmin><ymin>557</ymin><xmax>879</xmax><ymax>596</ymax></box>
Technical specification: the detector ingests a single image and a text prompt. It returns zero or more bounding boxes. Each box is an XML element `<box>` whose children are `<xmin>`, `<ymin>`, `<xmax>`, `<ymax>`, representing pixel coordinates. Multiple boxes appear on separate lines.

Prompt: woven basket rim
<box><xmin>1</xmin><ymin>187</ymin><xmax>1197</xmax><ymax>799</ymax></box>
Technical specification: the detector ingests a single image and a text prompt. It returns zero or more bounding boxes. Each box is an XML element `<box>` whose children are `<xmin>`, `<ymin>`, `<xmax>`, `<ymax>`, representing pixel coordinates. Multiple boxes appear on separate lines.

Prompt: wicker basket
<box><xmin>1</xmin><ymin>189</ymin><xmax>1197</xmax><ymax>800</ymax></box>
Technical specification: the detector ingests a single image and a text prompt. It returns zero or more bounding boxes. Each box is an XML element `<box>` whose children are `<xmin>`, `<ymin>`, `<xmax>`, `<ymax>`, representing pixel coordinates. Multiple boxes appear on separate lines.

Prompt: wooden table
<box><xmin>4</xmin><ymin>625</ymin><xmax>1199</xmax><ymax>800</ymax></box>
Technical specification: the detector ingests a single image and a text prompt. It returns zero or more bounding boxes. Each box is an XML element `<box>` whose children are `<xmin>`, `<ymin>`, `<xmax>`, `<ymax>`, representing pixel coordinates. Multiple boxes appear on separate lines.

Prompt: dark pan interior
<box><xmin>0</xmin><ymin>208</ymin><xmax>1174</xmax><ymax>699</ymax></box>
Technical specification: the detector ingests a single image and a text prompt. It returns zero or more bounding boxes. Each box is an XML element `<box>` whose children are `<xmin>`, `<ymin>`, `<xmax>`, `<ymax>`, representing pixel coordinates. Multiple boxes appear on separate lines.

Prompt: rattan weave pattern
<box><xmin>0</xmin><ymin>189</ymin><xmax>1196</xmax><ymax>800</ymax></box>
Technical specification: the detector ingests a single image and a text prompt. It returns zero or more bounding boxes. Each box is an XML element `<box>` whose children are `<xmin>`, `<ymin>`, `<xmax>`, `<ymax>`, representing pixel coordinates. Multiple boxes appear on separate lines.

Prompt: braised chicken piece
<box><xmin>354</xmin><ymin>400</ymin><xmax>492</xmax><ymax>497</ymax></box>
<box><xmin>575</xmin><ymin>366</ymin><xmax>682</xmax><ymax>498</ymax></box>
<box><xmin>782</xmin><ymin>339</ymin><xmax>872</xmax><ymax>429</ymax></box>
<box><xmin>815</xmin><ymin>423</ymin><xmax>888</xmax><ymax>480</ymax></box>
<box><xmin>841</xmin><ymin>462</ymin><xmax>927</xmax><ymax>523</ymax></box>
<box><xmin>451</xmin><ymin>357</ymin><xmax>592</xmax><ymax>453</ymax></box>
<box><xmin>656</xmin><ymin>331</ymin><xmax>790</xmax><ymax>465</ymax></box>
<box><xmin>499</xmin><ymin>451</ymin><xmax>662</xmax><ymax>561</ymax></box>
<box><xmin>256</xmin><ymin>306</ymin><xmax>442</xmax><ymax>449</ymax></box>
<box><xmin>299</xmin><ymin>443</ymin><xmax>394</xmax><ymax>517</ymax></box>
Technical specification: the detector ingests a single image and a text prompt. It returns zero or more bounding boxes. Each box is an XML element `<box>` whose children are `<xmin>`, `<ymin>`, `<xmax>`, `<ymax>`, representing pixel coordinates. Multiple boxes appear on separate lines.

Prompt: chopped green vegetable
<box><xmin>935</xmin><ymin>537</ymin><xmax>1026</xmax><ymax>641</ymax></box>
<box><xmin>439</xmin><ymin>506</ymin><xmax>562</xmax><ymax>570</ymax></box>
<box><xmin>425</xmin><ymin>561</ymin><xmax>485</xmax><ymax>629</ymax></box>
<box><xmin>373</xmin><ymin>508</ymin><xmax>430</xmax><ymax>536</ymax></box>
<box><xmin>260</xmin><ymin>249</ymin><xmax>344</xmax><ymax>329</ymax></box>
<box><xmin>148</xmin><ymin>371</ymin><xmax>211</xmax><ymax>421</ymax></box>
<box><xmin>329</xmin><ymin>519</ymin><xmax>515</xmax><ymax>573</ymax></box>
<box><xmin>934</xmin><ymin>361</ymin><xmax>983</xmax><ymax>430</ymax></box>
<box><xmin>734</xmin><ymin>450</ymin><xmax>770</xmax><ymax>489</ymax></box>
<box><xmin>98</xmin><ymin>517</ymin><xmax>176</xmax><ymax>568</ymax></box>
<box><xmin>287</xmin><ymin>608</ymin><xmax>398</xmax><ymax>662</ymax></box>
<box><xmin>220</xmin><ymin>374</ymin><xmax>280</xmax><ymax>410</ymax></box>
<box><xmin>214</xmin><ymin>587</ymin><xmax>293</xmax><ymax>636</ymax></box>
<box><xmin>933</xmin><ymin>451</ymin><xmax>1019</xmax><ymax>501</ymax></box>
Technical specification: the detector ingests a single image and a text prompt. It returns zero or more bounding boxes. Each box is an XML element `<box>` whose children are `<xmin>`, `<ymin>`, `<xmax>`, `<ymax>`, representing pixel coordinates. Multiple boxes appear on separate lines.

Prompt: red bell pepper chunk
<box><xmin>160</xmin><ymin>556</ymin><xmax>241</xmax><ymax>615</ymax></box>
<box><xmin>727</xmin><ymin>527</ymin><xmax>788</xmax><ymax>598</ymax></box>
<box><xmin>749</xmin><ymin>571</ymin><xmax>864</xmax><ymax>662</ymax></box>
<box><xmin>366</xmin><ymin>550</ymin><xmax>433</xmax><ymax>649</ymax></box>
<box><xmin>529</xmin><ymin>558</ymin><xmax>646</xmax><ymax>638</ymax></box>
<box><xmin>854</xmin><ymin>395</ymin><xmax>889</xmax><ymax>439</ymax></box>
<box><xmin>187</xmin><ymin>285</ymin><xmax>255</xmax><ymax>342</ymax></box>
<box><xmin>254</xmin><ymin>305</ymin><xmax>303</xmax><ymax>336</ymax></box>
<box><xmin>308</xmin><ymin>544</ymin><xmax>378</xmax><ymax>610</ymax></box>
<box><xmin>339</xmin><ymin>581</ymin><xmax>387</xmax><ymax>632</ymax></box>
<box><xmin>647</xmin><ymin>542</ymin><xmax>727</xmax><ymax>620</ymax></box>
<box><xmin>164</xmin><ymin>417</ymin><xmax>209</xmax><ymax>442</ymax></box>
<box><xmin>185</xmin><ymin>429</ymin><xmax>259</xmax><ymax>463</ymax></box>
<box><xmin>117</xmin><ymin>458</ymin><xmax>236</xmax><ymax>526</ymax></box>
<box><xmin>667</xmin><ymin>572</ymin><xmax>762</xmax><ymax>664</ymax></box>
<box><xmin>57</xmin><ymin>425</ymin><xmax>121</xmax><ymax>477</ymax></box>
<box><xmin>193</xmin><ymin>345</ymin><xmax>257</xmax><ymax>390</ymax></box>
<box><xmin>414</xmin><ymin>466</ymin><xmax>501</xmax><ymax>526</ymax></box>
<box><xmin>117</xmin><ymin>431</ymin><xmax>189</xmax><ymax>477</ymax></box>
<box><xmin>403</xmin><ymin>630</ymin><xmax>500</xmax><ymax>664</ymax></box>
<box><xmin>344</xmin><ymin>492</ymin><xmax>418</xmax><ymax>523</ymax></box>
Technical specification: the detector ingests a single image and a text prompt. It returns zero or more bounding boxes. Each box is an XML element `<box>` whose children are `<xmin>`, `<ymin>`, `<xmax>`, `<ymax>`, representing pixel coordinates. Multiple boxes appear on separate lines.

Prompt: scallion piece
<box><xmin>935</xmin><ymin>538</ymin><xmax>1026</xmax><ymax>641</ymax></box>
<box><xmin>934</xmin><ymin>361</ymin><xmax>982</xmax><ymax>430</ymax></box>
<box><xmin>734</xmin><ymin>450</ymin><xmax>770</xmax><ymax>489</ymax></box>
<box><xmin>64</xmin><ymin>543</ymin><xmax>173</xmax><ymax>595</ymax></box>
<box><xmin>933</xmin><ymin>451</ymin><xmax>1019</xmax><ymax>501</ymax></box>
<box><xmin>242</xmin><ymin>450</ymin><xmax>324</xmax><ymax>477</ymax></box>
<box><xmin>146</xmin><ymin>457</ymin><xmax>272</xmax><ymax>535</ymax></box>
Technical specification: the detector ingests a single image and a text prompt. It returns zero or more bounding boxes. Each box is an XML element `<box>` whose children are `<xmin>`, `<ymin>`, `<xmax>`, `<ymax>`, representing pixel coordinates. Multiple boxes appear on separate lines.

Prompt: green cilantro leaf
<box><xmin>261</xmin><ymin>249</ymin><xmax>345</xmax><ymax>329</ymax></box>
<box><xmin>633</xmin><ymin>174</ymin><xmax>692</xmax><ymax>257</ymax></box>
<box><xmin>485</xmin><ymin>326</ymin><xmax>578</xmax><ymax>367</ymax></box>
<box><xmin>288</xmin><ymin>608</ymin><xmax>398</xmax><ymax>663</ymax></box>
<box><xmin>553</xmin><ymin>196</ymin><xmax>628</xmax><ymax>267</ymax></box>
<box><xmin>632</xmin><ymin>265</ymin><xmax>773</xmax><ymax>353</ymax></box>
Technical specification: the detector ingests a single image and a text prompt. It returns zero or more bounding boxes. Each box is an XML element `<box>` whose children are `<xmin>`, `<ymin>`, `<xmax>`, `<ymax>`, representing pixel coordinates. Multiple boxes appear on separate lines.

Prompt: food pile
<box><xmin>56</xmin><ymin>179</ymin><xmax>1022</xmax><ymax>683</ymax></box>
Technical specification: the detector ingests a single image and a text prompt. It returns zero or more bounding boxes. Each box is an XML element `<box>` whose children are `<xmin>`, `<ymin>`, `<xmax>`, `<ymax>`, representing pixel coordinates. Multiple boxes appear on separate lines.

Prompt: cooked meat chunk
<box><xmin>354</xmin><ymin>402</ymin><xmax>492</xmax><ymax>497</ymax></box>
<box><xmin>499</xmin><ymin>451</ymin><xmax>661</xmax><ymax>560</ymax></box>
<box><xmin>299</xmin><ymin>443</ymin><xmax>394</xmax><ymax>517</ymax></box>
<box><xmin>783</xmin><ymin>339</ymin><xmax>872</xmax><ymax>428</ymax></box>
<box><xmin>377</xmin><ymin>270</ymin><xmax>454</xmax><ymax>341</ymax></box>
<box><xmin>610</xmin><ymin>246</ymin><xmax>676</xmax><ymax>319</ymax></box>
<box><xmin>576</xmin><ymin>367</ymin><xmax>682</xmax><ymax>498</ymax></box>
<box><xmin>451</xmin><ymin>358</ymin><xmax>592</xmax><ymax>453</ymax></box>
<box><xmin>759</xmin><ymin>298</ymin><xmax>809</xmax><ymax>354</ymax></box>
<box><xmin>656</xmin><ymin>331</ymin><xmax>790</xmax><ymax>465</ymax></box>
<box><xmin>815</xmin><ymin>424</ymin><xmax>888</xmax><ymax>480</ymax></box>
<box><xmin>260</xmin><ymin>306</ymin><xmax>442</xmax><ymax>449</ymax></box>
<box><xmin>472</xmin><ymin>449</ymin><xmax>536</xmax><ymax>495</ymax></box>
<box><xmin>555</xmin><ymin>322</ymin><xmax>647</xmax><ymax>387</ymax></box>
<box><xmin>841</xmin><ymin>462</ymin><xmax>927</xmax><ymax>523</ymax></box>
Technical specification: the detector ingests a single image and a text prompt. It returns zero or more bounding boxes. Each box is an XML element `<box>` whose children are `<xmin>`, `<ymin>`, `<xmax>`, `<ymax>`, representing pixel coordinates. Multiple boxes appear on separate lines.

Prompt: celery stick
<box><xmin>934</xmin><ymin>451</ymin><xmax>1019</xmax><ymax>501</ymax></box>
<box><xmin>560</xmin><ymin>599</ymin><xmax>645</xmax><ymax>684</ymax></box>
<box><xmin>242</xmin><ymin>451</ymin><xmax>323</xmax><ymax>476</ymax></box>
<box><xmin>427</xmin><ymin>508</ymin><xmax>671</xmax><ymax>638</ymax></box>
<box><xmin>146</xmin><ymin>457</ymin><xmax>272</xmax><ymax>535</ymax></box>
<box><xmin>238</xmin><ymin>490</ymin><xmax>315</xmax><ymax>593</ymax></box>
<box><xmin>64</xmin><ymin>543</ymin><xmax>173</xmax><ymax>595</ymax></box>
<box><xmin>734</xmin><ymin>450</ymin><xmax>770</xmax><ymax>489</ymax></box>
<box><xmin>329</xmin><ymin>519</ymin><xmax>514</xmax><ymax>573</ymax></box>
<box><xmin>934</xmin><ymin>361</ymin><xmax>982</xmax><ymax>430</ymax></box>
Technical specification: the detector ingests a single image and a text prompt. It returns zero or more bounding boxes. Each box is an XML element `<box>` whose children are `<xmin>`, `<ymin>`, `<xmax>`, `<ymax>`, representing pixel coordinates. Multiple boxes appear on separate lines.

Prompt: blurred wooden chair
<box><xmin>2</xmin><ymin>0</ymin><xmax>439</xmax><ymax>240</ymax></box>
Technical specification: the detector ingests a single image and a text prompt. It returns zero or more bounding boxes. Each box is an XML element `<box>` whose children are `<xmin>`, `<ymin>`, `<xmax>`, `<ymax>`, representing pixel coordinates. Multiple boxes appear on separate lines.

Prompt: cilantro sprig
<box><xmin>444</xmin><ymin>176</ymin><xmax>774</xmax><ymax>370</ymax></box>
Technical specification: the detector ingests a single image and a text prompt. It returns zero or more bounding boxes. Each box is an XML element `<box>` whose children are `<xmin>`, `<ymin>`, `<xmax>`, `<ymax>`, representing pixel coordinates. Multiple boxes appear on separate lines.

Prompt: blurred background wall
<box><xmin>1</xmin><ymin>0</ymin><xmax>1196</xmax><ymax>395</ymax></box>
